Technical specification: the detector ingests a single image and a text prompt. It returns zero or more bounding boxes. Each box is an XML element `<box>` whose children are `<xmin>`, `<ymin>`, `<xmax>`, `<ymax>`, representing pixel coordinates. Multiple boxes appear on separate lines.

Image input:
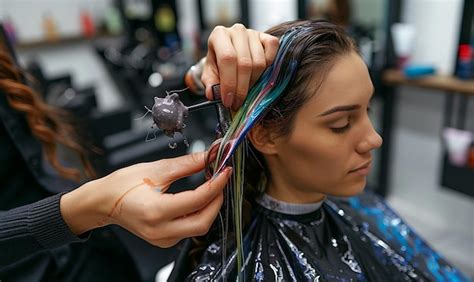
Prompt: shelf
<box><xmin>15</xmin><ymin>33</ymin><xmax>122</xmax><ymax>50</ymax></box>
<box><xmin>382</xmin><ymin>69</ymin><xmax>474</xmax><ymax>95</ymax></box>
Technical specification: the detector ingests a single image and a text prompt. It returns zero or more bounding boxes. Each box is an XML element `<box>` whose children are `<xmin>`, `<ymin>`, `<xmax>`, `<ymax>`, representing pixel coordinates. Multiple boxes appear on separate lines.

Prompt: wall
<box><xmin>1</xmin><ymin>0</ymin><xmax>113</xmax><ymax>42</ymax></box>
<box><xmin>17</xmin><ymin>42</ymin><xmax>124</xmax><ymax>112</ymax></box>
<box><xmin>401</xmin><ymin>0</ymin><xmax>464</xmax><ymax>75</ymax></box>
<box><xmin>249</xmin><ymin>0</ymin><xmax>297</xmax><ymax>31</ymax></box>
<box><xmin>1</xmin><ymin>0</ymin><xmax>123</xmax><ymax>112</ymax></box>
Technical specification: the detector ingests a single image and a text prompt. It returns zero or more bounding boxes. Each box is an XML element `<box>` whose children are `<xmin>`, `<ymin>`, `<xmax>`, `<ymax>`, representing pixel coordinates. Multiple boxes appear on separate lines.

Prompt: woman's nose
<box><xmin>356</xmin><ymin>121</ymin><xmax>383</xmax><ymax>154</ymax></box>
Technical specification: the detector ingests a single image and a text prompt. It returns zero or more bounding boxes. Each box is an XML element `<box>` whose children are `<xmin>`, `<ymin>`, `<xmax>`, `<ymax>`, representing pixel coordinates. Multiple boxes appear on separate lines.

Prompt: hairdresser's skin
<box><xmin>202</xmin><ymin>24</ymin><xmax>280</xmax><ymax>111</ymax></box>
<box><xmin>59</xmin><ymin>25</ymin><xmax>278</xmax><ymax>248</ymax></box>
<box><xmin>250</xmin><ymin>51</ymin><xmax>383</xmax><ymax>204</ymax></box>
<box><xmin>61</xmin><ymin>153</ymin><xmax>232</xmax><ymax>248</ymax></box>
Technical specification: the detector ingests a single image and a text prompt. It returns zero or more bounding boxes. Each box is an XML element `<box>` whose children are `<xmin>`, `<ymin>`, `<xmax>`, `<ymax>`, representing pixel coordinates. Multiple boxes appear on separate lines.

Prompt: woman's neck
<box><xmin>266</xmin><ymin>180</ymin><xmax>327</xmax><ymax>204</ymax></box>
<box><xmin>256</xmin><ymin>193</ymin><xmax>324</xmax><ymax>215</ymax></box>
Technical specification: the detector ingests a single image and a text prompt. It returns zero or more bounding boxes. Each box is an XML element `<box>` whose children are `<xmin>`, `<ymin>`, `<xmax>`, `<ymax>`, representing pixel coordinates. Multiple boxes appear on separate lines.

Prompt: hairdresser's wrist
<box><xmin>185</xmin><ymin>57</ymin><xmax>206</xmax><ymax>95</ymax></box>
<box><xmin>60</xmin><ymin>178</ymin><xmax>110</xmax><ymax>235</ymax></box>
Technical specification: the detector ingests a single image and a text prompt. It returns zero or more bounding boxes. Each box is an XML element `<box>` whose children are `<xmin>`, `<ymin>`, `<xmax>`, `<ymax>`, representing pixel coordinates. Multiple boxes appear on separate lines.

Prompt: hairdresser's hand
<box><xmin>202</xmin><ymin>23</ymin><xmax>279</xmax><ymax>111</ymax></box>
<box><xmin>61</xmin><ymin>152</ymin><xmax>232</xmax><ymax>248</ymax></box>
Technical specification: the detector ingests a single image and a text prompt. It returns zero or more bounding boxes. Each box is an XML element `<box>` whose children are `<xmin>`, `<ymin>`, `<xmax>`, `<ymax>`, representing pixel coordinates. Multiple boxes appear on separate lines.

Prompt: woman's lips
<box><xmin>349</xmin><ymin>161</ymin><xmax>372</xmax><ymax>176</ymax></box>
<box><xmin>350</xmin><ymin>165</ymin><xmax>371</xmax><ymax>176</ymax></box>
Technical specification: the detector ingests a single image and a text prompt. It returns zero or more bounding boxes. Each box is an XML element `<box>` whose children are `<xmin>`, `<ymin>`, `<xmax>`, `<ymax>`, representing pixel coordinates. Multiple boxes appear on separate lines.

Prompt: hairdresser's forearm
<box><xmin>0</xmin><ymin>193</ymin><xmax>89</xmax><ymax>265</ymax></box>
<box><xmin>60</xmin><ymin>178</ymin><xmax>111</xmax><ymax>235</ymax></box>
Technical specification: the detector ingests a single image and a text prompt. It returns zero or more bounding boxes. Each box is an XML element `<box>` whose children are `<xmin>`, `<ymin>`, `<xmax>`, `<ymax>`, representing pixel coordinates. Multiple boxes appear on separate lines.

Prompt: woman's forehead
<box><xmin>304</xmin><ymin>52</ymin><xmax>373</xmax><ymax>111</ymax></box>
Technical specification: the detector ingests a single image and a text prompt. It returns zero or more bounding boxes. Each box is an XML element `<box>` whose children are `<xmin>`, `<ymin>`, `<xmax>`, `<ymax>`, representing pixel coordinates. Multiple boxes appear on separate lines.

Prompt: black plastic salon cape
<box><xmin>181</xmin><ymin>191</ymin><xmax>469</xmax><ymax>281</ymax></box>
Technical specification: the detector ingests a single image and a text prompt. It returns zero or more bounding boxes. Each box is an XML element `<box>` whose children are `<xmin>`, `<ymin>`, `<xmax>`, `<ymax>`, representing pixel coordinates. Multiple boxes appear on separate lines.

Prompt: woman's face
<box><xmin>263</xmin><ymin>51</ymin><xmax>382</xmax><ymax>202</ymax></box>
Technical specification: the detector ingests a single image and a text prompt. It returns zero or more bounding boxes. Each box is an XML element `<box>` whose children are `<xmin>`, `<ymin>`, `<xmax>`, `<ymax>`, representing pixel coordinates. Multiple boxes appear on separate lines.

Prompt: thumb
<box><xmin>159</xmin><ymin>151</ymin><xmax>208</xmax><ymax>182</ymax></box>
<box><xmin>159</xmin><ymin>166</ymin><xmax>232</xmax><ymax>217</ymax></box>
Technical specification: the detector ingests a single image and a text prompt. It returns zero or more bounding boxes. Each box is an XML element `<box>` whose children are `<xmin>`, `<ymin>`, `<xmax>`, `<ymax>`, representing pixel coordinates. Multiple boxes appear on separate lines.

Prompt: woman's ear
<box><xmin>248</xmin><ymin>123</ymin><xmax>279</xmax><ymax>155</ymax></box>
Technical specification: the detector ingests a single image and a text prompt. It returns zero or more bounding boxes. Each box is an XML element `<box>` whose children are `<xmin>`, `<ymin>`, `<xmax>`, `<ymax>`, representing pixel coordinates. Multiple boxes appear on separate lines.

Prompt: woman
<box><xmin>170</xmin><ymin>20</ymin><xmax>470</xmax><ymax>281</ymax></box>
<box><xmin>0</xmin><ymin>25</ymin><xmax>278</xmax><ymax>280</ymax></box>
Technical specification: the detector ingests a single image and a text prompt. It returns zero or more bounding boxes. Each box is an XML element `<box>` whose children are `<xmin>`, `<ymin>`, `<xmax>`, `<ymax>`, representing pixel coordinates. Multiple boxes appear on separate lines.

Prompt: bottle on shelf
<box><xmin>456</xmin><ymin>44</ymin><xmax>472</xmax><ymax>79</ymax></box>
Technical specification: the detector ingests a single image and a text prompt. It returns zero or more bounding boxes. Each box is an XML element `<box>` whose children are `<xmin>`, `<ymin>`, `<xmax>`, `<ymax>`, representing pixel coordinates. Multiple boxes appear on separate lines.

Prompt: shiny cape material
<box><xmin>187</xmin><ymin>191</ymin><xmax>470</xmax><ymax>281</ymax></box>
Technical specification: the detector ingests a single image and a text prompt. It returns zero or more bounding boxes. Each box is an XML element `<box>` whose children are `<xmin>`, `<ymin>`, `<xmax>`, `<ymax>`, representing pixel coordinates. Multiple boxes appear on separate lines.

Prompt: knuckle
<box><xmin>253</xmin><ymin>58</ymin><xmax>266</xmax><ymax>70</ymax></box>
<box><xmin>209</xmin><ymin>25</ymin><xmax>224</xmax><ymax>38</ymax></box>
<box><xmin>225</xmin><ymin>81</ymin><xmax>238</xmax><ymax>90</ymax></box>
<box><xmin>208</xmin><ymin>26</ymin><xmax>224</xmax><ymax>43</ymax></box>
<box><xmin>200</xmin><ymin>72</ymin><xmax>209</xmax><ymax>84</ymax></box>
<box><xmin>251</xmin><ymin>30</ymin><xmax>260</xmax><ymax>36</ymax></box>
<box><xmin>237</xmin><ymin>58</ymin><xmax>253</xmax><ymax>72</ymax></box>
<box><xmin>220</xmin><ymin>51</ymin><xmax>237</xmax><ymax>64</ymax></box>
<box><xmin>142</xmin><ymin>210</ymin><xmax>154</xmax><ymax>225</ymax></box>
<box><xmin>268</xmin><ymin>35</ymin><xmax>279</xmax><ymax>46</ymax></box>
<box><xmin>214</xmin><ymin>25</ymin><xmax>225</xmax><ymax>32</ymax></box>
<box><xmin>232</xmin><ymin>23</ymin><xmax>246</xmax><ymax>30</ymax></box>
<box><xmin>143</xmin><ymin>204</ymin><xmax>161</xmax><ymax>224</ymax></box>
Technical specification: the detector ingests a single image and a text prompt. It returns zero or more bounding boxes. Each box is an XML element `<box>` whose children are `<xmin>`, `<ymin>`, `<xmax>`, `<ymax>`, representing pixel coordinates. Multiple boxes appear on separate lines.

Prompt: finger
<box><xmin>248</xmin><ymin>30</ymin><xmax>268</xmax><ymax>88</ymax></box>
<box><xmin>202</xmin><ymin>54</ymin><xmax>220</xmax><ymax>101</ymax></box>
<box><xmin>159</xmin><ymin>151</ymin><xmax>208</xmax><ymax>182</ymax></box>
<box><xmin>159</xmin><ymin>167</ymin><xmax>232</xmax><ymax>217</ymax></box>
<box><xmin>162</xmin><ymin>191</ymin><xmax>224</xmax><ymax>238</ymax></box>
<box><xmin>230</xmin><ymin>24</ymin><xmax>253</xmax><ymax>111</ymax></box>
<box><xmin>260</xmin><ymin>33</ymin><xmax>279</xmax><ymax>66</ymax></box>
<box><xmin>208</xmin><ymin>26</ymin><xmax>237</xmax><ymax>108</ymax></box>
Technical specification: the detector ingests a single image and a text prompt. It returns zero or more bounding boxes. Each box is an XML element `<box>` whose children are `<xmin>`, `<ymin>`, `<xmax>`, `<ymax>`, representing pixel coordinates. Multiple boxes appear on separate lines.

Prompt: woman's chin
<box><xmin>332</xmin><ymin>180</ymin><xmax>367</xmax><ymax>197</ymax></box>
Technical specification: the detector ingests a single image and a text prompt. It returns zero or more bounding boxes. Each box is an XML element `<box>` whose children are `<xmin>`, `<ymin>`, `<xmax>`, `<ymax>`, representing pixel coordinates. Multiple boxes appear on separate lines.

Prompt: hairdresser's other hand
<box><xmin>61</xmin><ymin>152</ymin><xmax>232</xmax><ymax>248</ymax></box>
<box><xmin>202</xmin><ymin>23</ymin><xmax>279</xmax><ymax>111</ymax></box>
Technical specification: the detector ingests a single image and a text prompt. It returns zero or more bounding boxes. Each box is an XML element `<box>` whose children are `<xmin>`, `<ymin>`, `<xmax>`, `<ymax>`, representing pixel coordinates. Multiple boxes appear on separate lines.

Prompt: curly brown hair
<box><xmin>0</xmin><ymin>45</ymin><xmax>95</xmax><ymax>181</ymax></box>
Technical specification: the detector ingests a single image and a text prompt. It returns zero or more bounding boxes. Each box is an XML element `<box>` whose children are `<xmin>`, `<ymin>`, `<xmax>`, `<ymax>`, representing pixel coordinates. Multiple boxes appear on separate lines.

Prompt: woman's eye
<box><xmin>331</xmin><ymin>117</ymin><xmax>351</xmax><ymax>133</ymax></box>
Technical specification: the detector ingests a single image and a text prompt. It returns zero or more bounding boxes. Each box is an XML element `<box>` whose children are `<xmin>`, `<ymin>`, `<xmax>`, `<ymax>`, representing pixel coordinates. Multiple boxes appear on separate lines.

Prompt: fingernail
<box><xmin>226</xmin><ymin>167</ymin><xmax>233</xmax><ymax>177</ymax></box>
<box><xmin>223</xmin><ymin>92</ymin><xmax>234</xmax><ymax>108</ymax></box>
<box><xmin>211</xmin><ymin>167</ymin><xmax>232</xmax><ymax>181</ymax></box>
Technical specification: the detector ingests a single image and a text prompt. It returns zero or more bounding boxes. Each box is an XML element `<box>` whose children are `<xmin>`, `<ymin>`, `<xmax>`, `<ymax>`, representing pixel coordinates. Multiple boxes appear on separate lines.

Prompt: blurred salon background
<box><xmin>0</xmin><ymin>0</ymin><xmax>473</xmax><ymax>280</ymax></box>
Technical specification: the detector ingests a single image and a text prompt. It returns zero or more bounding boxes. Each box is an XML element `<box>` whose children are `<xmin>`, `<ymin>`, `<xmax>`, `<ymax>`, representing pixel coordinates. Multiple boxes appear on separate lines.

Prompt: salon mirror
<box><xmin>304</xmin><ymin>0</ymin><xmax>389</xmax><ymax>70</ymax></box>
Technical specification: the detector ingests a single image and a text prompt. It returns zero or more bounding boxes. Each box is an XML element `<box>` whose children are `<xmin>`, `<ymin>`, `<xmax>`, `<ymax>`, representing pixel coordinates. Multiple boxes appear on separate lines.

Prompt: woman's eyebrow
<box><xmin>318</xmin><ymin>87</ymin><xmax>374</xmax><ymax>117</ymax></box>
<box><xmin>318</xmin><ymin>105</ymin><xmax>360</xmax><ymax>117</ymax></box>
